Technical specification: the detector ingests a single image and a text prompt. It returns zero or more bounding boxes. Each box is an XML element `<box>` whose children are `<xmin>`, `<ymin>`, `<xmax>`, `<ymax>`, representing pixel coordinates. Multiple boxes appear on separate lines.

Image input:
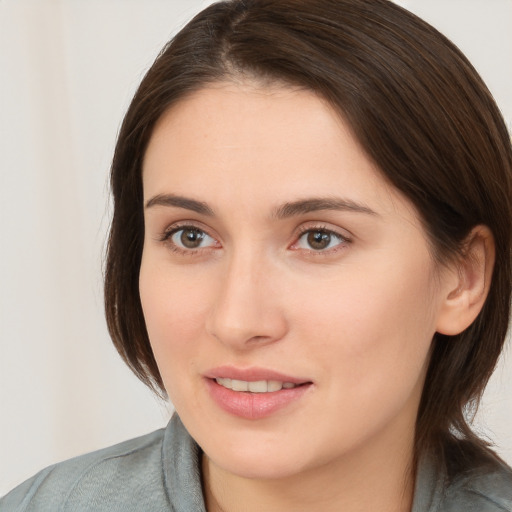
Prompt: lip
<box><xmin>204</xmin><ymin>366</ymin><xmax>310</xmax><ymax>384</ymax></box>
<box><xmin>204</xmin><ymin>366</ymin><xmax>313</xmax><ymax>420</ymax></box>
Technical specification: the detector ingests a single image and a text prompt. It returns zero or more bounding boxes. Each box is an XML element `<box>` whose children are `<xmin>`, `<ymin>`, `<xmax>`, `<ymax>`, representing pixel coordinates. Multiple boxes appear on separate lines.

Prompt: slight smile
<box><xmin>204</xmin><ymin>367</ymin><xmax>314</xmax><ymax>420</ymax></box>
<box><xmin>215</xmin><ymin>378</ymin><xmax>299</xmax><ymax>393</ymax></box>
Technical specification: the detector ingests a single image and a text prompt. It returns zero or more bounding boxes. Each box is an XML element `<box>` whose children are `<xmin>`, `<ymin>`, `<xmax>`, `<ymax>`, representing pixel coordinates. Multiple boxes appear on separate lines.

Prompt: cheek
<box><xmin>139</xmin><ymin>260</ymin><xmax>211</xmax><ymax>394</ymax></box>
<box><xmin>140</xmin><ymin>274</ymin><xmax>203</xmax><ymax>344</ymax></box>
<box><xmin>295</xmin><ymin>257</ymin><xmax>437</xmax><ymax>399</ymax></box>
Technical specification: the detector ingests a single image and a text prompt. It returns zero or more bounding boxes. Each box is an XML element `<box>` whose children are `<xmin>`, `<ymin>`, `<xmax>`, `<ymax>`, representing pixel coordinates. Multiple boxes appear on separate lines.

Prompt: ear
<box><xmin>436</xmin><ymin>225</ymin><xmax>495</xmax><ymax>336</ymax></box>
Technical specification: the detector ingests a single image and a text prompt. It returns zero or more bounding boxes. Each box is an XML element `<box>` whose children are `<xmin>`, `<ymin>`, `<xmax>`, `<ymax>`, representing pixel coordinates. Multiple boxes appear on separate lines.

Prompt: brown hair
<box><xmin>105</xmin><ymin>0</ymin><xmax>512</xmax><ymax>471</ymax></box>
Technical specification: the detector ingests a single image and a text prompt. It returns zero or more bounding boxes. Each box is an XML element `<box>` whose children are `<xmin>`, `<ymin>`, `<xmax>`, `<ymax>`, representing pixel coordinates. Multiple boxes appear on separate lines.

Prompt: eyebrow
<box><xmin>145</xmin><ymin>194</ymin><xmax>214</xmax><ymax>216</ymax></box>
<box><xmin>145</xmin><ymin>193</ymin><xmax>377</xmax><ymax>219</ymax></box>
<box><xmin>272</xmin><ymin>197</ymin><xmax>378</xmax><ymax>219</ymax></box>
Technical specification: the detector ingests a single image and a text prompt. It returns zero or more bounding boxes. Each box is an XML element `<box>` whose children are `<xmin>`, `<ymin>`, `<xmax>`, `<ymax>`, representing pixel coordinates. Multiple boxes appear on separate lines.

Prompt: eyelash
<box><xmin>158</xmin><ymin>223</ymin><xmax>219</xmax><ymax>256</ymax></box>
<box><xmin>292</xmin><ymin>224</ymin><xmax>351</xmax><ymax>255</ymax></box>
<box><xmin>158</xmin><ymin>223</ymin><xmax>351</xmax><ymax>256</ymax></box>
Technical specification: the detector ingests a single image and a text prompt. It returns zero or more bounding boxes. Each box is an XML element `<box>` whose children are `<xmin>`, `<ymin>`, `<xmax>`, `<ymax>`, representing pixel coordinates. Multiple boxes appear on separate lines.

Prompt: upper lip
<box><xmin>204</xmin><ymin>366</ymin><xmax>311</xmax><ymax>384</ymax></box>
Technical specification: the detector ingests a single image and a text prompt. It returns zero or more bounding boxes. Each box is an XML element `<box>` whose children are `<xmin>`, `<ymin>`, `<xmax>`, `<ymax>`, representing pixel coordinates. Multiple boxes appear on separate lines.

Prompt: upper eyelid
<box><xmin>294</xmin><ymin>227</ymin><xmax>350</xmax><ymax>247</ymax></box>
<box><xmin>159</xmin><ymin>225</ymin><xmax>219</xmax><ymax>254</ymax></box>
<box><xmin>297</xmin><ymin>229</ymin><xmax>347</xmax><ymax>241</ymax></box>
<box><xmin>161</xmin><ymin>221</ymin><xmax>216</xmax><ymax>239</ymax></box>
<box><xmin>290</xmin><ymin>224</ymin><xmax>353</xmax><ymax>255</ymax></box>
<box><xmin>295</xmin><ymin>222</ymin><xmax>353</xmax><ymax>240</ymax></box>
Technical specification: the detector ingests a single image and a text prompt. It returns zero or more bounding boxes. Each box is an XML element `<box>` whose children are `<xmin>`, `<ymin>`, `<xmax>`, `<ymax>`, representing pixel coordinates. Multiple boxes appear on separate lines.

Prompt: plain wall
<box><xmin>1</xmin><ymin>0</ymin><xmax>511</xmax><ymax>495</ymax></box>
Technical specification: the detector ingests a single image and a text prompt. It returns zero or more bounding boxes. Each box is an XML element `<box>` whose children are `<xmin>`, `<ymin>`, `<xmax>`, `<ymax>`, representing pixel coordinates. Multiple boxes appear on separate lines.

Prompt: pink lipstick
<box><xmin>204</xmin><ymin>366</ymin><xmax>313</xmax><ymax>420</ymax></box>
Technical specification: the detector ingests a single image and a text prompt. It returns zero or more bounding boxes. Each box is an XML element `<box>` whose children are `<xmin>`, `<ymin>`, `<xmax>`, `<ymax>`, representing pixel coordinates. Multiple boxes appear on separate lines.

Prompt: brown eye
<box><xmin>180</xmin><ymin>228</ymin><xmax>204</xmax><ymax>248</ymax></box>
<box><xmin>295</xmin><ymin>228</ymin><xmax>347</xmax><ymax>252</ymax></box>
<box><xmin>307</xmin><ymin>230</ymin><xmax>332</xmax><ymax>250</ymax></box>
<box><xmin>169</xmin><ymin>227</ymin><xmax>216</xmax><ymax>250</ymax></box>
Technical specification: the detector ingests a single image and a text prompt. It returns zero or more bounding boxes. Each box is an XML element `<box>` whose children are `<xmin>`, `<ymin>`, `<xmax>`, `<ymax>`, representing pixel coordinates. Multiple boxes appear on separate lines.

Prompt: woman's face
<box><xmin>140</xmin><ymin>82</ymin><xmax>451</xmax><ymax>479</ymax></box>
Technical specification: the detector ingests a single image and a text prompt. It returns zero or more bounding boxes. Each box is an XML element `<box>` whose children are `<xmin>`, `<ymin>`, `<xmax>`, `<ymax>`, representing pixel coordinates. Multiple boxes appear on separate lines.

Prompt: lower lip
<box><xmin>205</xmin><ymin>379</ymin><xmax>312</xmax><ymax>420</ymax></box>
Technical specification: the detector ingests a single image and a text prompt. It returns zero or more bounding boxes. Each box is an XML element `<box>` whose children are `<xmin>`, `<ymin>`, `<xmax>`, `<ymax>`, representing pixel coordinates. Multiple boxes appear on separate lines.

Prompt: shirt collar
<box><xmin>163</xmin><ymin>414</ymin><xmax>445</xmax><ymax>512</ymax></box>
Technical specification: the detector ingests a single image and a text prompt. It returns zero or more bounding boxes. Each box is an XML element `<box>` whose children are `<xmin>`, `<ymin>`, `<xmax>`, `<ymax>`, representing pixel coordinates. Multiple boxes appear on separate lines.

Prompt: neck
<box><xmin>202</xmin><ymin>432</ymin><xmax>416</xmax><ymax>512</ymax></box>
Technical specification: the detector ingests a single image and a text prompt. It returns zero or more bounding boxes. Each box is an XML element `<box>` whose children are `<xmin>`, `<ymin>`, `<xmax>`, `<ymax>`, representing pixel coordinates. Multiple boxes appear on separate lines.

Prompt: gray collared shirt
<box><xmin>2</xmin><ymin>415</ymin><xmax>511</xmax><ymax>511</ymax></box>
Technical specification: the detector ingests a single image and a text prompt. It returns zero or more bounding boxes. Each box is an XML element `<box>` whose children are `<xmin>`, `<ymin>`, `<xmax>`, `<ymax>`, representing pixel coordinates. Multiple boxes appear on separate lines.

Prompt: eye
<box><xmin>294</xmin><ymin>228</ymin><xmax>347</xmax><ymax>252</ymax></box>
<box><xmin>167</xmin><ymin>226</ymin><xmax>218</xmax><ymax>250</ymax></box>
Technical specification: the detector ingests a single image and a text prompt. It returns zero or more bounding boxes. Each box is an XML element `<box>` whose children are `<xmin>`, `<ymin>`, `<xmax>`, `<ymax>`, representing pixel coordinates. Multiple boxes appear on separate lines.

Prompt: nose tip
<box><xmin>209</xmin><ymin>327</ymin><xmax>277</xmax><ymax>348</ymax></box>
<box><xmin>205</xmin><ymin>261</ymin><xmax>288</xmax><ymax>350</ymax></box>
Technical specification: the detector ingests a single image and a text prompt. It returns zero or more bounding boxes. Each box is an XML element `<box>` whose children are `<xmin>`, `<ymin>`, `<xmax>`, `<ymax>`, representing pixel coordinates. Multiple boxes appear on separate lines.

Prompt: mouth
<box><xmin>204</xmin><ymin>367</ymin><xmax>313</xmax><ymax>419</ymax></box>
<box><xmin>214</xmin><ymin>378</ymin><xmax>302</xmax><ymax>393</ymax></box>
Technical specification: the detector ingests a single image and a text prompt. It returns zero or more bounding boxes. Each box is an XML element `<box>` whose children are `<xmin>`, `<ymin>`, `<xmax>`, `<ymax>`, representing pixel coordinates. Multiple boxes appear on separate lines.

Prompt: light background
<box><xmin>1</xmin><ymin>0</ymin><xmax>511</xmax><ymax>496</ymax></box>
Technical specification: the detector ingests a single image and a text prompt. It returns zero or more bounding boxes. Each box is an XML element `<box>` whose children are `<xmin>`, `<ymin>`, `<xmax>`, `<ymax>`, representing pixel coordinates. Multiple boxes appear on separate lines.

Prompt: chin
<box><xmin>198</xmin><ymin>424</ymin><xmax>322</xmax><ymax>481</ymax></box>
<box><xmin>208</xmin><ymin>449</ymin><xmax>306</xmax><ymax>481</ymax></box>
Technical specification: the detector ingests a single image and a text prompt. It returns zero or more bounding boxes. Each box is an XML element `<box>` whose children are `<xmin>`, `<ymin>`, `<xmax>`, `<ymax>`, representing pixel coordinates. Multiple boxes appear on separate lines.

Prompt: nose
<box><xmin>205</xmin><ymin>251</ymin><xmax>288</xmax><ymax>350</ymax></box>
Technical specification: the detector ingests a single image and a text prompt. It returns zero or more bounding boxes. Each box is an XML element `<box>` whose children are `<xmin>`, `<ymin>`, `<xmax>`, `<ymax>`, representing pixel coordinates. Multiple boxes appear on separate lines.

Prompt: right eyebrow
<box><xmin>145</xmin><ymin>193</ymin><xmax>214</xmax><ymax>216</ymax></box>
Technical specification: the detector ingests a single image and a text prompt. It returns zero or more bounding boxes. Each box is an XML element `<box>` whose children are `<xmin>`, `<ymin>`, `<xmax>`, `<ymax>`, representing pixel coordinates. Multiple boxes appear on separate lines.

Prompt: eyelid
<box><xmin>289</xmin><ymin>223</ymin><xmax>352</xmax><ymax>253</ymax></box>
<box><xmin>157</xmin><ymin>221</ymin><xmax>221</xmax><ymax>253</ymax></box>
<box><xmin>158</xmin><ymin>220</ymin><xmax>216</xmax><ymax>241</ymax></box>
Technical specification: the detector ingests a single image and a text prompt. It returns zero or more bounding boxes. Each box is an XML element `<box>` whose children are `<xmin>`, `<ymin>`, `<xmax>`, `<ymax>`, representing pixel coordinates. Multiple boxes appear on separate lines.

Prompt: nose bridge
<box><xmin>206</xmin><ymin>245</ymin><xmax>286</xmax><ymax>348</ymax></box>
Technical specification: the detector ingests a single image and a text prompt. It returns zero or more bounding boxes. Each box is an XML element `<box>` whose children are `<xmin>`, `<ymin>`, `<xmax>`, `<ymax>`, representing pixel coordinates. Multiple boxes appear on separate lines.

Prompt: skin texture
<box><xmin>139</xmin><ymin>82</ymin><xmax>492</xmax><ymax>512</ymax></box>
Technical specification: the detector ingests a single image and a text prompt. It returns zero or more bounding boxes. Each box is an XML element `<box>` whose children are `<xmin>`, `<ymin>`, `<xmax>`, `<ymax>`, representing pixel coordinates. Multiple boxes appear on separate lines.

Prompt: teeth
<box><xmin>216</xmin><ymin>377</ymin><xmax>232</xmax><ymax>388</ymax></box>
<box><xmin>231</xmin><ymin>379</ymin><xmax>248</xmax><ymax>392</ymax></box>
<box><xmin>215</xmin><ymin>378</ymin><xmax>298</xmax><ymax>393</ymax></box>
<box><xmin>267</xmin><ymin>380</ymin><xmax>283</xmax><ymax>392</ymax></box>
<box><xmin>248</xmin><ymin>380</ymin><xmax>267</xmax><ymax>393</ymax></box>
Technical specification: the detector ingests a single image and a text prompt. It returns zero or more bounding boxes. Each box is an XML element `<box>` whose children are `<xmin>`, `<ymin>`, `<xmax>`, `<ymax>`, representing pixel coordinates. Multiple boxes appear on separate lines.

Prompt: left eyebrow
<box><xmin>272</xmin><ymin>197</ymin><xmax>378</xmax><ymax>219</ymax></box>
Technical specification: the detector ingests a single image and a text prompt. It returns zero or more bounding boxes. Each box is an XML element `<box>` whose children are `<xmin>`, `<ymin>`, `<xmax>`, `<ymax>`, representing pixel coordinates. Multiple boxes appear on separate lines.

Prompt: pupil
<box><xmin>307</xmin><ymin>230</ymin><xmax>330</xmax><ymax>250</ymax></box>
<box><xmin>181</xmin><ymin>229</ymin><xmax>204</xmax><ymax>248</ymax></box>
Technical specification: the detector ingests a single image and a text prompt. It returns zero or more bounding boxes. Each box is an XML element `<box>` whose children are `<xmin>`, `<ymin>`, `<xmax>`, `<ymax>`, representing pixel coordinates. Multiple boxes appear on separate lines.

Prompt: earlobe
<box><xmin>435</xmin><ymin>225</ymin><xmax>495</xmax><ymax>336</ymax></box>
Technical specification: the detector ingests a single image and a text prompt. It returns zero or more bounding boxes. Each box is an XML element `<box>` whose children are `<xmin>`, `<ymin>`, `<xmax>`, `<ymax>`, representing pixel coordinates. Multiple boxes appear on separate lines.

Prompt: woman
<box><xmin>2</xmin><ymin>0</ymin><xmax>511</xmax><ymax>510</ymax></box>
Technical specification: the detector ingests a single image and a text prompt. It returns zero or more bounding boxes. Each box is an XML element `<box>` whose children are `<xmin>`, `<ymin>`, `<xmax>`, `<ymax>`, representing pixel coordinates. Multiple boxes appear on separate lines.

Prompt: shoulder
<box><xmin>0</xmin><ymin>428</ymin><xmax>168</xmax><ymax>512</ymax></box>
<box><xmin>442</xmin><ymin>458</ymin><xmax>512</xmax><ymax>511</ymax></box>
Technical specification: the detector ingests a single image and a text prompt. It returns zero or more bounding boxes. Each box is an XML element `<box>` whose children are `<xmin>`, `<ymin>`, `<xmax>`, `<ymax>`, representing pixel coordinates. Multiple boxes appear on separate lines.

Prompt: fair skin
<box><xmin>139</xmin><ymin>81</ymin><xmax>493</xmax><ymax>512</ymax></box>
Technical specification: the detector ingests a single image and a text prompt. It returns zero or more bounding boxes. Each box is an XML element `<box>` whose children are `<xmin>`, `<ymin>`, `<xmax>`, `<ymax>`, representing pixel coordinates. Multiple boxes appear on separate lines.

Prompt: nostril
<box><xmin>247</xmin><ymin>335</ymin><xmax>271</xmax><ymax>343</ymax></box>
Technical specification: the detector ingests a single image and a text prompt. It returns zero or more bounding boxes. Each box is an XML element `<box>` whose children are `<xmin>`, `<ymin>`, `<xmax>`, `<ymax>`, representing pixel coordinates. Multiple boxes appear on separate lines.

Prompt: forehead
<box><xmin>145</xmin><ymin>81</ymin><xmax>350</xmax><ymax>165</ymax></box>
<box><xmin>142</xmin><ymin>81</ymin><xmax>417</xmax><ymax>222</ymax></box>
